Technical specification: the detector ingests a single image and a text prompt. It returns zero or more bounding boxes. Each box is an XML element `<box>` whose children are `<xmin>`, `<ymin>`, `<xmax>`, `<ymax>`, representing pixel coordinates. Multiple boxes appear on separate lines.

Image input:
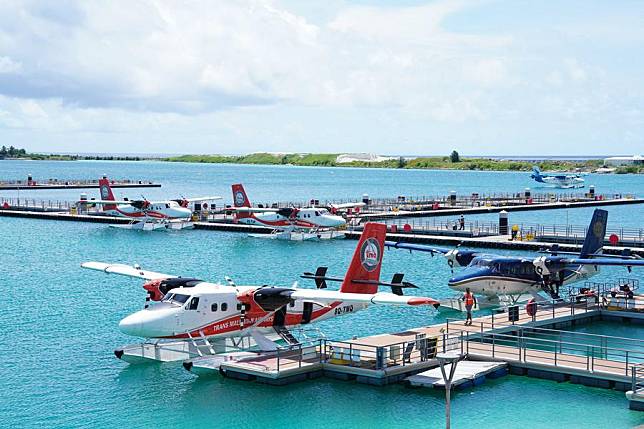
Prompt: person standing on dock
<box><xmin>462</xmin><ymin>288</ymin><xmax>477</xmax><ymax>325</ymax></box>
<box><xmin>459</xmin><ymin>215</ymin><xmax>465</xmax><ymax>230</ymax></box>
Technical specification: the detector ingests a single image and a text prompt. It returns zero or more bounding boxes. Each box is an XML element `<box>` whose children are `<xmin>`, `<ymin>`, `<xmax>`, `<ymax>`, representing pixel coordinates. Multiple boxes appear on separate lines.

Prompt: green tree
<box><xmin>450</xmin><ymin>150</ymin><xmax>460</xmax><ymax>163</ymax></box>
<box><xmin>397</xmin><ymin>157</ymin><xmax>407</xmax><ymax>168</ymax></box>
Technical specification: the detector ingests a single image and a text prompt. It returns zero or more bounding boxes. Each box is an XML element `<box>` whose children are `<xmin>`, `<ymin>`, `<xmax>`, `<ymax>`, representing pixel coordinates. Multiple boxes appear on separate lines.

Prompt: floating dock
<box><xmin>178</xmin><ymin>296</ymin><xmax>644</xmax><ymax>409</ymax></box>
<box><xmin>0</xmin><ymin>178</ymin><xmax>160</xmax><ymax>190</ymax></box>
<box><xmin>356</xmin><ymin>197</ymin><xmax>644</xmax><ymax>221</ymax></box>
<box><xmin>406</xmin><ymin>360</ymin><xmax>508</xmax><ymax>389</ymax></box>
<box><xmin>1</xmin><ymin>209</ymin><xmax>643</xmax><ymax>256</ymax></box>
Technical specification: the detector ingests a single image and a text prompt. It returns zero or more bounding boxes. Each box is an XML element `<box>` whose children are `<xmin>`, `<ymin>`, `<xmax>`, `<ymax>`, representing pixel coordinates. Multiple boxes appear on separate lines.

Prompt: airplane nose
<box><xmin>118</xmin><ymin>309</ymin><xmax>175</xmax><ymax>337</ymax></box>
<box><xmin>118</xmin><ymin>313</ymin><xmax>143</xmax><ymax>336</ymax></box>
<box><xmin>332</xmin><ymin>216</ymin><xmax>345</xmax><ymax>226</ymax></box>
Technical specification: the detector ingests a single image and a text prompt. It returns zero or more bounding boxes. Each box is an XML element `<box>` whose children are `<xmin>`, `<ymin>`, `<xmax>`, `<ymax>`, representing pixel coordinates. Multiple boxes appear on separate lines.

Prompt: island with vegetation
<box><xmin>165</xmin><ymin>151</ymin><xmax>640</xmax><ymax>173</ymax></box>
<box><xmin>3</xmin><ymin>146</ymin><xmax>642</xmax><ymax>173</ymax></box>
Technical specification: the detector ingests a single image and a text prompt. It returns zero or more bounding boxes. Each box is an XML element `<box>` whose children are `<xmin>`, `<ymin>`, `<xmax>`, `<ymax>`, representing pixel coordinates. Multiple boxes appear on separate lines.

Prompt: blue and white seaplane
<box><xmin>530</xmin><ymin>166</ymin><xmax>585</xmax><ymax>189</ymax></box>
<box><xmin>386</xmin><ymin>209</ymin><xmax>644</xmax><ymax>311</ymax></box>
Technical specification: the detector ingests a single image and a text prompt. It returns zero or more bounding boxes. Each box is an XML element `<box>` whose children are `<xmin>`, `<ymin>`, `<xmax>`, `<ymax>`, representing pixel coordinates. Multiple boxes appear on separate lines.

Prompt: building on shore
<box><xmin>604</xmin><ymin>155</ymin><xmax>644</xmax><ymax>166</ymax></box>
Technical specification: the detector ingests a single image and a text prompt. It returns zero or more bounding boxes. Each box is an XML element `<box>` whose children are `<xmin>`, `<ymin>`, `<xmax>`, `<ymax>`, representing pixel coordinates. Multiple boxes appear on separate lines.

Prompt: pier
<box><xmin>187</xmin><ymin>294</ymin><xmax>644</xmax><ymax>409</ymax></box>
<box><xmin>355</xmin><ymin>196</ymin><xmax>644</xmax><ymax>220</ymax></box>
<box><xmin>2</xmin><ymin>207</ymin><xmax>644</xmax><ymax>256</ymax></box>
<box><xmin>0</xmin><ymin>177</ymin><xmax>160</xmax><ymax>190</ymax></box>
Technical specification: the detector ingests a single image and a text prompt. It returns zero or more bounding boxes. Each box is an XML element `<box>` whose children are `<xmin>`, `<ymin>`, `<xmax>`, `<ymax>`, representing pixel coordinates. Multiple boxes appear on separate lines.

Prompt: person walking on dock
<box><xmin>459</xmin><ymin>215</ymin><xmax>465</xmax><ymax>230</ymax></box>
<box><xmin>462</xmin><ymin>288</ymin><xmax>477</xmax><ymax>325</ymax></box>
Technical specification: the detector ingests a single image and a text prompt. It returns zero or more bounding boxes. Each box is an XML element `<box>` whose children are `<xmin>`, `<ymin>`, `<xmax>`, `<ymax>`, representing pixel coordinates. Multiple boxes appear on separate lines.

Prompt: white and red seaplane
<box><xmin>83</xmin><ymin>177</ymin><xmax>221</xmax><ymax>230</ymax></box>
<box><xmin>81</xmin><ymin>223</ymin><xmax>440</xmax><ymax>371</ymax></box>
<box><xmin>227</xmin><ymin>184</ymin><xmax>363</xmax><ymax>240</ymax></box>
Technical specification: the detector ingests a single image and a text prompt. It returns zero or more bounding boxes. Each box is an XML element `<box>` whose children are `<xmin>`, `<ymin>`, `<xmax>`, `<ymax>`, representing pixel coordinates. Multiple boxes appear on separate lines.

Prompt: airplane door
<box><xmin>273</xmin><ymin>306</ymin><xmax>286</xmax><ymax>327</ymax></box>
<box><xmin>302</xmin><ymin>302</ymin><xmax>313</xmax><ymax>324</ymax></box>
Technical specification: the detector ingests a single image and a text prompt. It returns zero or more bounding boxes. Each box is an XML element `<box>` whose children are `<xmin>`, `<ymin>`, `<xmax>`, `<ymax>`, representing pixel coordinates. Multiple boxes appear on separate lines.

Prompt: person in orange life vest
<box><xmin>462</xmin><ymin>287</ymin><xmax>477</xmax><ymax>325</ymax></box>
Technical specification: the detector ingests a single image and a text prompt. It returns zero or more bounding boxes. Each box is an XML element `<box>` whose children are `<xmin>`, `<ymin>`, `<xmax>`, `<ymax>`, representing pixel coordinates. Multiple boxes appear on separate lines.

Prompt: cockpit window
<box><xmin>188</xmin><ymin>297</ymin><xmax>199</xmax><ymax>310</ymax></box>
<box><xmin>172</xmin><ymin>294</ymin><xmax>190</xmax><ymax>304</ymax></box>
<box><xmin>162</xmin><ymin>293</ymin><xmax>190</xmax><ymax>305</ymax></box>
<box><xmin>314</xmin><ymin>211</ymin><xmax>320</xmax><ymax>216</ymax></box>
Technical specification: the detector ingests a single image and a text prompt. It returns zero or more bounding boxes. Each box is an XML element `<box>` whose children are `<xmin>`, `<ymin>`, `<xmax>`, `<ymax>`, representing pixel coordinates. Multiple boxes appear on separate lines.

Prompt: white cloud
<box><xmin>0</xmin><ymin>56</ymin><xmax>21</xmax><ymax>74</ymax></box>
<box><xmin>0</xmin><ymin>0</ymin><xmax>643</xmax><ymax>155</ymax></box>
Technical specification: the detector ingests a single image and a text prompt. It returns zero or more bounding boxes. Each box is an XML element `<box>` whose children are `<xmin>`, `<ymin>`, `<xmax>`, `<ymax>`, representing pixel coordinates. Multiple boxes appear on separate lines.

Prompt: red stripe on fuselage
<box><xmin>166</xmin><ymin>301</ymin><xmax>342</xmax><ymax>339</ymax></box>
<box><xmin>115</xmin><ymin>208</ymin><xmax>169</xmax><ymax>219</ymax></box>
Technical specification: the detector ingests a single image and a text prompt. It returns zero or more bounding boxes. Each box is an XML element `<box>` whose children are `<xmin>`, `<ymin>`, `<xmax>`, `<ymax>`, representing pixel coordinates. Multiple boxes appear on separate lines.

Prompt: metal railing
<box><xmin>631</xmin><ymin>363</ymin><xmax>644</xmax><ymax>395</ymax></box>
<box><xmin>0</xmin><ymin>178</ymin><xmax>154</xmax><ymax>186</ymax></box>
<box><xmin>319</xmin><ymin>334</ymin><xmax>451</xmax><ymax>370</ymax></box>
<box><xmin>446</xmin><ymin>298</ymin><xmax>601</xmax><ymax>335</ymax></box>
<box><xmin>461</xmin><ymin>328</ymin><xmax>644</xmax><ymax>376</ymax></box>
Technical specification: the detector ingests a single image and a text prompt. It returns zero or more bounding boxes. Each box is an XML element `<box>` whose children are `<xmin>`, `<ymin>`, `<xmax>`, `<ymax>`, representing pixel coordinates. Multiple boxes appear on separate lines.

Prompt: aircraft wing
<box><xmin>329</xmin><ymin>202</ymin><xmax>367</xmax><ymax>210</ymax></box>
<box><xmin>226</xmin><ymin>207</ymin><xmax>279</xmax><ymax>213</ymax></box>
<box><xmin>182</xmin><ymin>196</ymin><xmax>222</xmax><ymax>202</ymax></box>
<box><xmin>81</xmin><ymin>262</ymin><xmax>176</xmax><ymax>280</ymax></box>
<box><xmin>556</xmin><ymin>257</ymin><xmax>644</xmax><ymax>268</ymax></box>
<box><xmin>79</xmin><ymin>200</ymin><xmax>130</xmax><ymax>205</ymax></box>
<box><xmin>384</xmin><ymin>241</ymin><xmax>452</xmax><ymax>255</ymax></box>
<box><xmin>290</xmin><ymin>289</ymin><xmax>440</xmax><ymax>307</ymax></box>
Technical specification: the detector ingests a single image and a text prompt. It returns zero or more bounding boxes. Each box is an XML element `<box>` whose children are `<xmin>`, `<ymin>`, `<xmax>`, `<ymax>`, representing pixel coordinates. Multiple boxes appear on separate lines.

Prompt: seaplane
<box><xmin>81</xmin><ymin>223</ymin><xmax>440</xmax><ymax>371</ymax></box>
<box><xmin>530</xmin><ymin>166</ymin><xmax>585</xmax><ymax>189</ymax></box>
<box><xmin>386</xmin><ymin>209</ymin><xmax>644</xmax><ymax>311</ymax></box>
<box><xmin>83</xmin><ymin>177</ymin><xmax>221</xmax><ymax>230</ymax></box>
<box><xmin>226</xmin><ymin>184</ymin><xmax>361</xmax><ymax>240</ymax></box>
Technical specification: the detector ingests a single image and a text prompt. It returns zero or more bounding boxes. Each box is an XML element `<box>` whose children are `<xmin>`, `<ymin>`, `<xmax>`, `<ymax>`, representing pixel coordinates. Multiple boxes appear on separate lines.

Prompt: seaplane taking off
<box><xmin>85</xmin><ymin>177</ymin><xmax>221</xmax><ymax>230</ymax></box>
<box><xmin>530</xmin><ymin>166</ymin><xmax>585</xmax><ymax>189</ymax></box>
<box><xmin>227</xmin><ymin>184</ymin><xmax>353</xmax><ymax>240</ymax></box>
<box><xmin>387</xmin><ymin>209</ymin><xmax>644</xmax><ymax>311</ymax></box>
<box><xmin>81</xmin><ymin>223</ymin><xmax>440</xmax><ymax>368</ymax></box>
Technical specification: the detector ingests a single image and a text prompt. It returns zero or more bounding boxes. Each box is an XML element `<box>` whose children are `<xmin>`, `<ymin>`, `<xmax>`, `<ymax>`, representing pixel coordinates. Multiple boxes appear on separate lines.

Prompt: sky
<box><xmin>0</xmin><ymin>0</ymin><xmax>643</xmax><ymax>156</ymax></box>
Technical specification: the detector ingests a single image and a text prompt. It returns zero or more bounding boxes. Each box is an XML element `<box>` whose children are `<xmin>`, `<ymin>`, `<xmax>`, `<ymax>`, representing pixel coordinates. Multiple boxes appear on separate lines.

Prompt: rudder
<box><xmin>580</xmin><ymin>209</ymin><xmax>608</xmax><ymax>257</ymax></box>
<box><xmin>340</xmin><ymin>222</ymin><xmax>386</xmax><ymax>294</ymax></box>
<box><xmin>98</xmin><ymin>177</ymin><xmax>117</xmax><ymax>211</ymax></box>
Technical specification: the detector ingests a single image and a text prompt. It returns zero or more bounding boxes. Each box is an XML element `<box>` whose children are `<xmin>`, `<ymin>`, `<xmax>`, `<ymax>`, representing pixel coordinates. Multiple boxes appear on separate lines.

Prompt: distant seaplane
<box><xmin>226</xmin><ymin>184</ymin><xmax>363</xmax><ymax>240</ymax></box>
<box><xmin>530</xmin><ymin>166</ymin><xmax>585</xmax><ymax>189</ymax></box>
<box><xmin>84</xmin><ymin>177</ymin><xmax>221</xmax><ymax>230</ymax></box>
<box><xmin>81</xmin><ymin>223</ymin><xmax>440</xmax><ymax>366</ymax></box>
<box><xmin>387</xmin><ymin>209</ymin><xmax>644</xmax><ymax>310</ymax></box>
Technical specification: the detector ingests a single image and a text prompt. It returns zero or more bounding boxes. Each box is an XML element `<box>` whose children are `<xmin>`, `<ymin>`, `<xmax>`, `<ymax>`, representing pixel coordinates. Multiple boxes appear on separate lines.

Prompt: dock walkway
<box><xmin>357</xmin><ymin>197</ymin><xmax>644</xmax><ymax>220</ymax></box>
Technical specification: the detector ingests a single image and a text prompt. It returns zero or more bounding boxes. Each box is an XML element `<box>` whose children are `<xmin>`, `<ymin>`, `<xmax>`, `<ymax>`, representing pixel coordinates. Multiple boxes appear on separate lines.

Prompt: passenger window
<box><xmin>289</xmin><ymin>301</ymin><xmax>295</xmax><ymax>308</ymax></box>
<box><xmin>188</xmin><ymin>297</ymin><xmax>199</xmax><ymax>310</ymax></box>
<box><xmin>236</xmin><ymin>303</ymin><xmax>242</xmax><ymax>311</ymax></box>
<box><xmin>211</xmin><ymin>303</ymin><xmax>218</xmax><ymax>312</ymax></box>
<box><xmin>315</xmin><ymin>211</ymin><xmax>319</xmax><ymax>216</ymax></box>
<box><xmin>221</xmin><ymin>303</ymin><xmax>228</xmax><ymax>311</ymax></box>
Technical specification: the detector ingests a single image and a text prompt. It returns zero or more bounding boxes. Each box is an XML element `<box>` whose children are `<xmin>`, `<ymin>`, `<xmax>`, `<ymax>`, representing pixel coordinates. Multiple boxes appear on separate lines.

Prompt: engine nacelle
<box><xmin>532</xmin><ymin>256</ymin><xmax>551</xmax><ymax>276</ymax></box>
<box><xmin>142</xmin><ymin>277</ymin><xmax>202</xmax><ymax>301</ymax></box>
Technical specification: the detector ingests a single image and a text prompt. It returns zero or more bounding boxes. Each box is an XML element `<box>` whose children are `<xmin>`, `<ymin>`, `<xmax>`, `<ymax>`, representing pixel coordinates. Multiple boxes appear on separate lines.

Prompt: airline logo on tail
<box><xmin>231</xmin><ymin>184</ymin><xmax>251</xmax><ymax>207</ymax></box>
<box><xmin>341</xmin><ymin>222</ymin><xmax>386</xmax><ymax>294</ymax></box>
<box><xmin>98</xmin><ymin>177</ymin><xmax>117</xmax><ymax>210</ymax></box>
<box><xmin>361</xmin><ymin>238</ymin><xmax>381</xmax><ymax>272</ymax></box>
<box><xmin>234</xmin><ymin>191</ymin><xmax>245</xmax><ymax>207</ymax></box>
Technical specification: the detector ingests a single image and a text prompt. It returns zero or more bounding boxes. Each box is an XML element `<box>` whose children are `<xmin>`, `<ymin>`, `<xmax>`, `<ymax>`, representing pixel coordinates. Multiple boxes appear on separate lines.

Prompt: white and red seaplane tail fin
<box><xmin>232</xmin><ymin>184</ymin><xmax>251</xmax><ymax>207</ymax></box>
<box><xmin>231</xmin><ymin>183</ymin><xmax>253</xmax><ymax>220</ymax></box>
<box><xmin>340</xmin><ymin>222</ymin><xmax>386</xmax><ymax>294</ymax></box>
<box><xmin>98</xmin><ymin>177</ymin><xmax>117</xmax><ymax>211</ymax></box>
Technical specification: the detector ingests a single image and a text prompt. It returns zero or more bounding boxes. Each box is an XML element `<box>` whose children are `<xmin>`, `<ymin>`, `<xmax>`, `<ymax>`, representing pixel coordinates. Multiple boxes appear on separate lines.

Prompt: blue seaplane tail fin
<box><xmin>531</xmin><ymin>166</ymin><xmax>543</xmax><ymax>181</ymax></box>
<box><xmin>580</xmin><ymin>209</ymin><xmax>608</xmax><ymax>258</ymax></box>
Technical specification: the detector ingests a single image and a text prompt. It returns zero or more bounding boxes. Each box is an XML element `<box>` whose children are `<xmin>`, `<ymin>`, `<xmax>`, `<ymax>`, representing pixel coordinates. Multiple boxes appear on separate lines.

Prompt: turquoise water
<box><xmin>1</xmin><ymin>161</ymin><xmax>643</xmax><ymax>428</ymax></box>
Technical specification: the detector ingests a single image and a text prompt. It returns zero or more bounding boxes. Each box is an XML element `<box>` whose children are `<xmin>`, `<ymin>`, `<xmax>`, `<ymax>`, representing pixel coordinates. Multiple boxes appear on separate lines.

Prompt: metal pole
<box><xmin>445</xmin><ymin>380</ymin><xmax>452</xmax><ymax>429</ymax></box>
